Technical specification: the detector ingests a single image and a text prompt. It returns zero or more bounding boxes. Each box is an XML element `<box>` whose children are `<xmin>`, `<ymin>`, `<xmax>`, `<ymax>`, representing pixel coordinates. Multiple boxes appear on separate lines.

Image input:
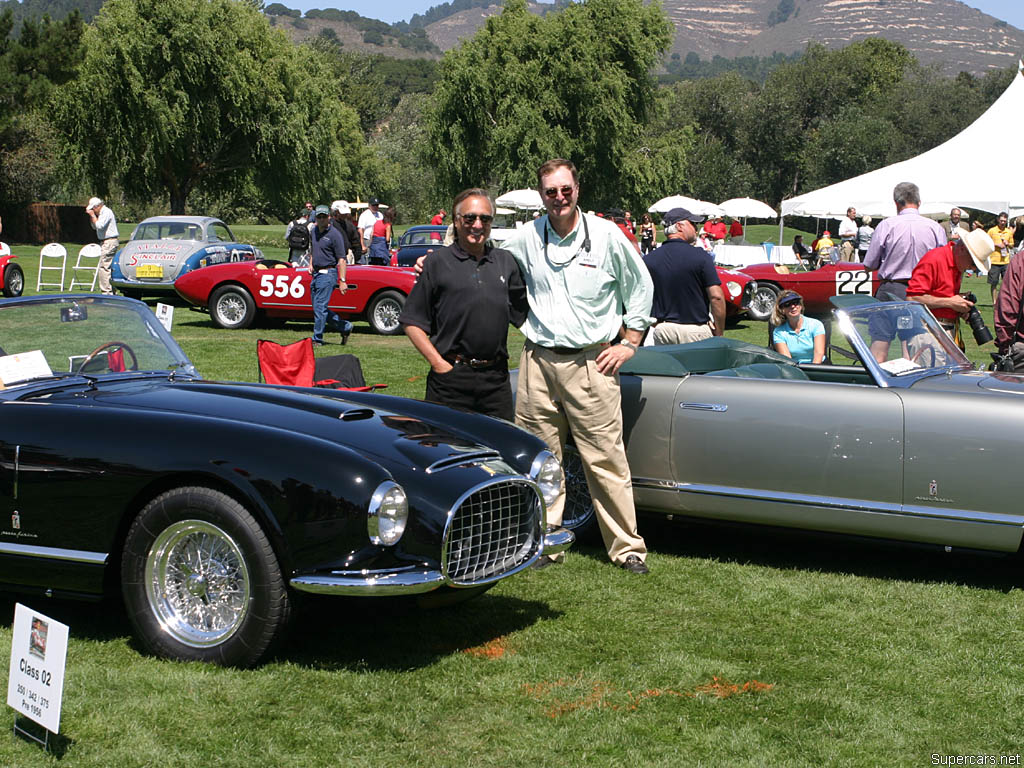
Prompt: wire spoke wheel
<box><xmin>146</xmin><ymin>520</ymin><xmax>251</xmax><ymax>648</ymax></box>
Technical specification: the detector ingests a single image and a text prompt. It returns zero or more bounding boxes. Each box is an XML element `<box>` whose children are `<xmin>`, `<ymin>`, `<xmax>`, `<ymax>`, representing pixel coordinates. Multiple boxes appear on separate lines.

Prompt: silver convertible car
<box><xmin>558</xmin><ymin>298</ymin><xmax>1024</xmax><ymax>560</ymax></box>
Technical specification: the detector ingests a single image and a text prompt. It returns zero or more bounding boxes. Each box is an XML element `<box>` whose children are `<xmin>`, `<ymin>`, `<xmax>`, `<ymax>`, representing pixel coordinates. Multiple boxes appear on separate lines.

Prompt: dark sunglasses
<box><xmin>458</xmin><ymin>213</ymin><xmax>493</xmax><ymax>224</ymax></box>
<box><xmin>779</xmin><ymin>298</ymin><xmax>802</xmax><ymax>308</ymax></box>
<box><xmin>543</xmin><ymin>185</ymin><xmax>575</xmax><ymax>199</ymax></box>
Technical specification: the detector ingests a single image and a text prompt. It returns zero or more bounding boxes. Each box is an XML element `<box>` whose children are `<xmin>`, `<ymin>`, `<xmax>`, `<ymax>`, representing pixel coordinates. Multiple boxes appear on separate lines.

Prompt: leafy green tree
<box><xmin>54</xmin><ymin>0</ymin><xmax>372</xmax><ymax>215</ymax></box>
<box><xmin>426</xmin><ymin>0</ymin><xmax>674</xmax><ymax>211</ymax></box>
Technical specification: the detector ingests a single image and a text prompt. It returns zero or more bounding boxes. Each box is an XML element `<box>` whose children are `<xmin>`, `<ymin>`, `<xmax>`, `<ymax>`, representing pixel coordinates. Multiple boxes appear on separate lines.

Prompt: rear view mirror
<box><xmin>61</xmin><ymin>304</ymin><xmax>87</xmax><ymax>323</ymax></box>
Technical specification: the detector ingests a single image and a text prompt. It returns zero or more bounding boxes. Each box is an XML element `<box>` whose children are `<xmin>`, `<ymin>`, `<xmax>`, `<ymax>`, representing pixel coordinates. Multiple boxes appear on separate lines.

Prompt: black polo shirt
<box><xmin>399</xmin><ymin>241</ymin><xmax>528</xmax><ymax>361</ymax></box>
<box><xmin>642</xmin><ymin>239</ymin><xmax>721</xmax><ymax>324</ymax></box>
<box><xmin>311</xmin><ymin>222</ymin><xmax>348</xmax><ymax>270</ymax></box>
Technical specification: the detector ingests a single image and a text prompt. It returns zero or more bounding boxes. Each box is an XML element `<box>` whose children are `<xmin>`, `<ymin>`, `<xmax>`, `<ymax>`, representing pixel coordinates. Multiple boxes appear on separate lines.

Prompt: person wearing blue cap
<box><xmin>309</xmin><ymin>205</ymin><xmax>352</xmax><ymax>345</ymax></box>
<box><xmin>643</xmin><ymin>207</ymin><xmax>725</xmax><ymax>345</ymax></box>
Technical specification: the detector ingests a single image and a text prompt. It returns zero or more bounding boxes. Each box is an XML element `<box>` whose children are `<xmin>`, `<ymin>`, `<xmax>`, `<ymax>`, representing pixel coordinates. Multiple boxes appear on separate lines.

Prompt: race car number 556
<box><xmin>259</xmin><ymin>273</ymin><xmax>305</xmax><ymax>299</ymax></box>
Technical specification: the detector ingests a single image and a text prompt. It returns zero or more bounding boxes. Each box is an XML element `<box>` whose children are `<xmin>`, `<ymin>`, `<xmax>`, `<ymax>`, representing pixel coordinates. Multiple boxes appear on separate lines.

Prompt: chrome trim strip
<box><xmin>0</xmin><ymin>542</ymin><xmax>108</xmax><ymax>564</ymax></box>
<box><xmin>290</xmin><ymin>568</ymin><xmax>444</xmax><ymax>596</ymax></box>
<box><xmin>425</xmin><ymin>451</ymin><xmax>502</xmax><ymax>474</ymax></box>
<box><xmin>680</xmin><ymin>403</ymin><xmax>728</xmax><ymax>412</ymax></box>
<box><xmin>631</xmin><ymin>479</ymin><xmax>1024</xmax><ymax>527</ymax></box>
<box><xmin>13</xmin><ymin>445</ymin><xmax>19</xmax><ymax>499</ymax></box>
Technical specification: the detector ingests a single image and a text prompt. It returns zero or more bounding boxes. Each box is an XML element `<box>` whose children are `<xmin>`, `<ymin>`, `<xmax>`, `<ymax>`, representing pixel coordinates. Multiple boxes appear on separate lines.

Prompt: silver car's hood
<box><xmin>906</xmin><ymin>369</ymin><xmax>1024</xmax><ymax>395</ymax></box>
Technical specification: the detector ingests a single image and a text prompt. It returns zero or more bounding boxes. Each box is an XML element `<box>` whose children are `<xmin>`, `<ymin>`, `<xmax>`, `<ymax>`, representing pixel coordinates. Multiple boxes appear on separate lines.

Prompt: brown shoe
<box><xmin>621</xmin><ymin>555</ymin><xmax>649</xmax><ymax>575</ymax></box>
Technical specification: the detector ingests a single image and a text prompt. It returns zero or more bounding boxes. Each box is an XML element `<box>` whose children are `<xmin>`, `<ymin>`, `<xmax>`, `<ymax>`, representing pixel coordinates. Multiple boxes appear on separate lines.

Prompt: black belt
<box><xmin>445</xmin><ymin>353</ymin><xmax>500</xmax><ymax>369</ymax></box>
<box><xmin>880</xmin><ymin>278</ymin><xmax>909</xmax><ymax>284</ymax></box>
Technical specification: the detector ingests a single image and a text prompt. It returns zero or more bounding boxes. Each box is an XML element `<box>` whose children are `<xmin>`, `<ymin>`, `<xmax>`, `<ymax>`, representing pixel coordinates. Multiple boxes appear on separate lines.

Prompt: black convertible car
<box><xmin>0</xmin><ymin>295</ymin><xmax>572</xmax><ymax>666</ymax></box>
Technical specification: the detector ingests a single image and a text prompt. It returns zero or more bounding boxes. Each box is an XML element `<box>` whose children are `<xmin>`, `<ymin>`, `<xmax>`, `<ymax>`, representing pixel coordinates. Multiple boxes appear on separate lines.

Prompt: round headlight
<box><xmin>368</xmin><ymin>481</ymin><xmax>408</xmax><ymax>546</ymax></box>
<box><xmin>725</xmin><ymin>280</ymin><xmax>742</xmax><ymax>299</ymax></box>
<box><xmin>529</xmin><ymin>450</ymin><xmax>563</xmax><ymax>508</ymax></box>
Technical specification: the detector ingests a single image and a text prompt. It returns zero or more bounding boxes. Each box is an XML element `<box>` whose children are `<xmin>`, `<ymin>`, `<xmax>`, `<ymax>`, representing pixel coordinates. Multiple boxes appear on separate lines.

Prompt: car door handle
<box><xmin>680</xmin><ymin>403</ymin><xmax>728</xmax><ymax>412</ymax></box>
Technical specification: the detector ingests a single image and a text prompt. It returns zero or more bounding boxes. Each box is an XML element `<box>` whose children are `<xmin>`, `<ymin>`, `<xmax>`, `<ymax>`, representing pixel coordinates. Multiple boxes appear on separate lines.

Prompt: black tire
<box><xmin>209</xmin><ymin>284</ymin><xmax>256</xmax><ymax>329</ymax></box>
<box><xmin>121</xmin><ymin>487</ymin><xmax>290</xmax><ymax>667</ymax></box>
<box><xmin>561</xmin><ymin>444</ymin><xmax>599</xmax><ymax>540</ymax></box>
<box><xmin>747</xmin><ymin>283</ymin><xmax>780</xmax><ymax>321</ymax></box>
<box><xmin>2</xmin><ymin>263</ymin><xmax>24</xmax><ymax>297</ymax></box>
<box><xmin>367</xmin><ymin>290</ymin><xmax>405</xmax><ymax>335</ymax></box>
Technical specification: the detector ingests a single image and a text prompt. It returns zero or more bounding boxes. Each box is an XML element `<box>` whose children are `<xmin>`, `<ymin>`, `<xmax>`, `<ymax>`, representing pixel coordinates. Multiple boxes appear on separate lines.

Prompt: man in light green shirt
<box><xmin>503</xmin><ymin>158</ymin><xmax>653</xmax><ymax>574</ymax></box>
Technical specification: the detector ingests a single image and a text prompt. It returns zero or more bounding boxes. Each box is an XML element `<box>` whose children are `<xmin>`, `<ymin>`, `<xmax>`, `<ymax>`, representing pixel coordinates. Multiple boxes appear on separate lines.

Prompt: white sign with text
<box><xmin>6</xmin><ymin>603</ymin><xmax>68</xmax><ymax>733</ymax></box>
<box><xmin>154</xmin><ymin>302</ymin><xmax>174</xmax><ymax>332</ymax></box>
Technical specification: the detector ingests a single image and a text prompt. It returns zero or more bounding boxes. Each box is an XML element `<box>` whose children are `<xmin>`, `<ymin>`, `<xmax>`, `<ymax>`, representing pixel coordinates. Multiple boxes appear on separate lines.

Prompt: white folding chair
<box><xmin>69</xmin><ymin>243</ymin><xmax>102</xmax><ymax>291</ymax></box>
<box><xmin>37</xmin><ymin>243</ymin><xmax>67</xmax><ymax>291</ymax></box>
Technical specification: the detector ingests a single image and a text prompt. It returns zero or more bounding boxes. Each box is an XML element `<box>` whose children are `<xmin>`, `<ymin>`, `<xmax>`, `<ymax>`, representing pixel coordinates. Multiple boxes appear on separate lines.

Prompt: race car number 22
<box><xmin>259</xmin><ymin>274</ymin><xmax>305</xmax><ymax>299</ymax></box>
<box><xmin>835</xmin><ymin>270</ymin><xmax>872</xmax><ymax>295</ymax></box>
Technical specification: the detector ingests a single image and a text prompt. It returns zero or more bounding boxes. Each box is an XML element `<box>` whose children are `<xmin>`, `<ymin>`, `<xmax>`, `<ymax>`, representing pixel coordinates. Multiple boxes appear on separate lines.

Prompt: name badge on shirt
<box><xmin>577</xmin><ymin>251</ymin><xmax>600</xmax><ymax>269</ymax></box>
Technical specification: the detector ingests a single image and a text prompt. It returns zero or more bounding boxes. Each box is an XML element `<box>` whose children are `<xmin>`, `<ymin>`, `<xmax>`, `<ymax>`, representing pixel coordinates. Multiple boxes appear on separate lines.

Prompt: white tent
<box><xmin>495</xmin><ymin>189</ymin><xmax>544</xmax><ymax>210</ymax></box>
<box><xmin>719</xmin><ymin>197</ymin><xmax>777</xmax><ymax>219</ymax></box>
<box><xmin>649</xmin><ymin>195</ymin><xmax>724</xmax><ymax>217</ymax></box>
<box><xmin>781</xmin><ymin>64</ymin><xmax>1024</xmax><ymax>220</ymax></box>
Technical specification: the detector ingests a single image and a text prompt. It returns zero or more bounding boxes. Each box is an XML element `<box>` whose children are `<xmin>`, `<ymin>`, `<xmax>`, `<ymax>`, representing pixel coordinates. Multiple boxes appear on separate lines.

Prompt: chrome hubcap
<box><xmin>217</xmin><ymin>295</ymin><xmax>245</xmax><ymax>324</ymax></box>
<box><xmin>145</xmin><ymin>520</ymin><xmax>250</xmax><ymax>648</ymax></box>
<box><xmin>374</xmin><ymin>299</ymin><xmax>401</xmax><ymax>332</ymax></box>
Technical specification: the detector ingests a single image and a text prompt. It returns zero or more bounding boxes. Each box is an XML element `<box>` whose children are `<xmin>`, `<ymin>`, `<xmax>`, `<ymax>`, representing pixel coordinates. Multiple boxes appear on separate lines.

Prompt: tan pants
<box><xmin>98</xmin><ymin>237</ymin><xmax>118</xmax><ymax>294</ymax></box>
<box><xmin>840</xmin><ymin>240</ymin><xmax>856</xmax><ymax>262</ymax></box>
<box><xmin>652</xmin><ymin>322</ymin><xmax>712</xmax><ymax>345</ymax></box>
<box><xmin>514</xmin><ymin>341</ymin><xmax>646</xmax><ymax>565</ymax></box>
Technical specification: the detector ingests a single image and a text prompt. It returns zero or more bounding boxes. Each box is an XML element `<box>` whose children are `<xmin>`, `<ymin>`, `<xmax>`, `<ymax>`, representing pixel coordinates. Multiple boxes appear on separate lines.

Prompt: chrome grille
<box><xmin>443</xmin><ymin>479</ymin><xmax>542</xmax><ymax>585</ymax></box>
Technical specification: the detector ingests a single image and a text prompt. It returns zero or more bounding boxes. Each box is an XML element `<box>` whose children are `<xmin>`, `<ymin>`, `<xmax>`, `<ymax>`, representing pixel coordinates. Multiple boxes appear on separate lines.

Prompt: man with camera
<box><xmin>994</xmin><ymin>250</ymin><xmax>1024</xmax><ymax>372</ymax></box>
<box><xmin>907</xmin><ymin>228</ymin><xmax>995</xmax><ymax>349</ymax></box>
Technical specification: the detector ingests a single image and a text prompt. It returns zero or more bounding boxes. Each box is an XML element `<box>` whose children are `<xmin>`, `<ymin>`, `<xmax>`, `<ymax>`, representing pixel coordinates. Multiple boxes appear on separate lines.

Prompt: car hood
<box><xmin>908</xmin><ymin>369</ymin><xmax>1024</xmax><ymax>395</ymax></box>
<box><xmin>72</xmin><ymin>378</ymin><xmax>499</xmax><ymax>468</ymax></box>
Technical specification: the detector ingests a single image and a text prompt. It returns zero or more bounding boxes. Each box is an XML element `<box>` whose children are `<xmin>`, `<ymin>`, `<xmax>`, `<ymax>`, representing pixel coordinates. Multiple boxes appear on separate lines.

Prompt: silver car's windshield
<box><xmin>838</xmin><ymin>301</ymin><xmax>972</xmax><ymax>377</ymax></box>
<box><xmin>132</xmin><ymin>221</ymin><xmax>203</xmax><ymax>241</ymax></box>
<box><xmin>0</xmin><ymin>296</ymin><xmax>196</xmax><ymax>387</ymax></box>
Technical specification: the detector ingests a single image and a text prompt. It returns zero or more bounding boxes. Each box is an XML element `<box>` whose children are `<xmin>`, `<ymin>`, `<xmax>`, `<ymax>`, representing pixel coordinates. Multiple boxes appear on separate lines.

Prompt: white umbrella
<box><xmin>719</xmin><ymin>197</ymin><xmax>777</xmax><ymax>219</ymax></box>
<box><xmin>495</xmin><ymin>189</ymin><xmax>544</xmax><ymax>210</ymax></box>
<box><xmin>648</xmin><ymin>195</ymin><xmax>724</xmax><ymax>217</ymax></box>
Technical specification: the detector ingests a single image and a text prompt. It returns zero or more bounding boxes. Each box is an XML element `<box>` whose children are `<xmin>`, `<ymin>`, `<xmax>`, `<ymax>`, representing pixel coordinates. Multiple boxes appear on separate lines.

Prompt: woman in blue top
<box><xmin>772</xmin><ymin>290</ymin><xmax>825</xmax><ymax>364</ymax></box>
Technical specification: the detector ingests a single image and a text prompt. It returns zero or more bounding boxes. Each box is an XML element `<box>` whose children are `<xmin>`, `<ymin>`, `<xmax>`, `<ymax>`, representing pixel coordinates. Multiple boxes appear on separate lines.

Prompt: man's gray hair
<box><xmin>893</xmin><ymin>182</ymin><xmax>920</xmax><ymax>207</ymax></box>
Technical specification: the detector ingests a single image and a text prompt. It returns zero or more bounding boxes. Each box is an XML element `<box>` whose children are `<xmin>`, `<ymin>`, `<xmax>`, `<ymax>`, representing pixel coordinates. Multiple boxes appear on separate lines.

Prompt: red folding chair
<box><xmin>256</xmin><ymin>339</ymin><xmax>385</xmax><ymax>391</ymax></box>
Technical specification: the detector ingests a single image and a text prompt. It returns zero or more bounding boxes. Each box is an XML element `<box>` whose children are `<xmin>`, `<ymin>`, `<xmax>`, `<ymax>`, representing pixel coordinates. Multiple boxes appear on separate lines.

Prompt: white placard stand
<box><xmin>154</xmin><ymin>302</ymin><xmax>174</xmax><ymax>332</ymax></box>
<box><xmin>7</xmin><ymin>603</ymin><xmax>68</xmax><ymax>750</ymax></box>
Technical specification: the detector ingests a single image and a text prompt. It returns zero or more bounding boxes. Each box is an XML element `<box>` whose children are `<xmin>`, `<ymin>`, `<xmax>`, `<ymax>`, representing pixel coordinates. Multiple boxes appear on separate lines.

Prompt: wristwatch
<box><xmin>619</xmin><ymin>339</ymin><xmax>638</xmax><ymax>352</ymax></box>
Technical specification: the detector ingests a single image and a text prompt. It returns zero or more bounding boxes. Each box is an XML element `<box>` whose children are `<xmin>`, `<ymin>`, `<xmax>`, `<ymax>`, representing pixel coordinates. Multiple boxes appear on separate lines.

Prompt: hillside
<box><xmin>418</xmin><ymin>0</ymin><xmax>1024</xmax><ymax>74</ymax></box>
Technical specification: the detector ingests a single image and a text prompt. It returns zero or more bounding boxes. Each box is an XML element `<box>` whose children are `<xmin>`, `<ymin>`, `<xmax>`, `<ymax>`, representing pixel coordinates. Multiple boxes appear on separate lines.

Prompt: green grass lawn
<box><xmin>1</xmin><ymin>243</ymin><xmax>1022</xmax><ymax>766</ymax></box>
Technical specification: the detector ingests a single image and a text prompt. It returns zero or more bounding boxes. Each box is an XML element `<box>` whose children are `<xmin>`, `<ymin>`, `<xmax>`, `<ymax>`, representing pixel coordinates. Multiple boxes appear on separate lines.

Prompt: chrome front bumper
<box><xmin>289</xmin><ymin>525</ymin><xmax>575</xmax><ymax>596</ymax></box>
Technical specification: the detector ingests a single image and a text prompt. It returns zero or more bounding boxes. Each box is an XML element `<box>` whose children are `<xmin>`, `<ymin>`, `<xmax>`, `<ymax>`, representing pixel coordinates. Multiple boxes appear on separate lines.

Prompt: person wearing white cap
<box><xmin>330</xmin><ymin>200</ymin><xmax>362</xmax><ymax>265</ymax></box>
<box><xmin>85</xmin><ymin>196</ymin><xmax>119</xmax><ymax>295</ymax></box>
<box><xmin>907</xmin><ymin>227</ymin><xmax>995</xmax><ymax>348</ymax></box>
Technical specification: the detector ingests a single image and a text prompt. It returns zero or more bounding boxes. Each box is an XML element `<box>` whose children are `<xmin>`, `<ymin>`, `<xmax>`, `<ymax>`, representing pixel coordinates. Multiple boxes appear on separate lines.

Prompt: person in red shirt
<box><xmin>907</xmin><ymin>228</ymin><xmax>994</xmax><ymax>346</ymax></box>
<box><xmin>430</xmin><ymin>209</ymin><xmax>446</xmax><ymax>242</ymax></box>
<box><xmin>728</xmin><ymin>218</ymin><xmax>743</xmax><ymax>242</ymax></box>
<box><xmin>702</xmin><ymin>216</ymin><xmax>727</xmax><ymax>242</ymax></box>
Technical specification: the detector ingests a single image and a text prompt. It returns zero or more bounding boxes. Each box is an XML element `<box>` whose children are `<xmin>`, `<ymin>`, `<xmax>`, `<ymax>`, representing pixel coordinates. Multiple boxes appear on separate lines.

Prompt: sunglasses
<box><xmin>779</xmin><ymin>299</ymin><xmax>802</xmax><ymax>309</ymax></box>
<box><xmin>543</xmin><ymin>185</ymin><xmax>575</xmax><ymax>199</ymax></box>
<box><xmin>458</xmin><ymin>213</ymin><xmax>493</xmax><ymax>224</ymax></box>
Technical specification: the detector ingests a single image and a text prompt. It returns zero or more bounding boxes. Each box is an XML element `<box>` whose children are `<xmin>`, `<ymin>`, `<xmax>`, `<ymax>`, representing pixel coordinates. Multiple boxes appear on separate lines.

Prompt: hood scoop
<box><xmin>339</xmin><ymin>408</ymin><xmax>375</xmax><ymax>421</ymax></box>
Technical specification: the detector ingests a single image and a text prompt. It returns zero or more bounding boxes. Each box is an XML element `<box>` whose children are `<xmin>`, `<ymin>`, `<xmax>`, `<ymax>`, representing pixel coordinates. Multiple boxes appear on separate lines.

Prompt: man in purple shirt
<box><xmin>862</xmin><ymin>182</ymin><xmax>946</xmax><ymax>362</ymax></box>
<box><xmin>863</xmin><ymin>182</ymin><xmax>946</xmax><ymax>301</ymax></box>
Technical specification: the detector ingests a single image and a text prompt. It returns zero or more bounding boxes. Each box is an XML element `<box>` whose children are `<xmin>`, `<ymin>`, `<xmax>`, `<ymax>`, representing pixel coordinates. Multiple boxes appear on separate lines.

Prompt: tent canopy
<box><xmin>495</xmin><ymin>189</ymin><xmax>544</xmax><ymax>210</ymax></box>
<box><xmin>782</xmin><ymin>65</ymin><xmax>1024</xmax><ymax>219</ymax></box>
<box><xmin>719</xmin><ymin>197</ymin><xmax>777</xmax><ymax>219</ymax></box>
<box><xmin>649</xmin><ymin>195</ymin><xmax>724</xmax><ymax>216</ymax></box>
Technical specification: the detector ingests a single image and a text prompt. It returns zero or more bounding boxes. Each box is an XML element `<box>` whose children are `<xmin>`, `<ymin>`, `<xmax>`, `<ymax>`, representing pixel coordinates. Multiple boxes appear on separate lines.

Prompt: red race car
<box><xmin>715</xmin><ymin>266</ymin><xmax>756</xmax><ymax>319</ymax></box>
<box><xmin>174</xmin><ymin>259</ymin><xmax>416</xmax><ymax>334</ymax></box>
<box><xmin>737</xmin><ymin>262</ymin><xmax>877</xmax><ymax>320</ymax></box>
<box><xmin>0</xmin><ymin>244</ymin><xmax>23</xmax><ymax>297</ymax></box>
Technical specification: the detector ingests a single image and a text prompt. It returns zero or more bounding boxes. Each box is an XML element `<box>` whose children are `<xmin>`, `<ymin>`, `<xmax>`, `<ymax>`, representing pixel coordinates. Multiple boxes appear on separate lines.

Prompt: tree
<box><xmin>426</xmin><ymin>0</ymin><xmax>674</xmax><ymax>211</ymax></box>
<box><xmin>54</xmin><ymin>0</ymin><xmax>371</xmax><ymax>215</ymax></box>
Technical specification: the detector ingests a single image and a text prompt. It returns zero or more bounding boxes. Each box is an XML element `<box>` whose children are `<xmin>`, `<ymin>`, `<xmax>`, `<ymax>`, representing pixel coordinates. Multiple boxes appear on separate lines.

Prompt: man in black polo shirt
<box><xmin>399</xmin><ymin>188</ymin><xmax>527</xmax><ymax>420</ymax></box>
<box><xmin>643</xmin><ymin>207</ymin><xmax>725</xmax><ymax>345</ymax></box>
<box><xmin>309</xmin><ymin>205</ymin><xmax>352</xmax><ymax>346</ymax></box>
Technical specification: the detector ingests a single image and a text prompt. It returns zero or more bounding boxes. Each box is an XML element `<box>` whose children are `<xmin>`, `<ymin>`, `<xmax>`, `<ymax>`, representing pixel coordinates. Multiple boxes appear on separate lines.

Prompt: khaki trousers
<box><xmin>514</xmin><ymin>341</ymin><xmax>646</xmax><ymax>565</ymax></box>
<box><xmin>652</xmin><ymin>322</ymin><xmax>712</xmax><ymax>345</ymax></box>
<box><xmin>98</xmin><ymin>237</ymin><xmax>118</xmax><ymax>294</ymax></box>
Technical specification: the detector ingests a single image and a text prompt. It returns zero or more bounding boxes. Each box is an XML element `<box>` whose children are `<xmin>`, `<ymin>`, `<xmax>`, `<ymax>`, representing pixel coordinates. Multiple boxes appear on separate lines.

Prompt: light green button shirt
<box><xmin>502</xmin><ymin>212</ymin><xmax>654</xmax><ymax>348</ymax></box>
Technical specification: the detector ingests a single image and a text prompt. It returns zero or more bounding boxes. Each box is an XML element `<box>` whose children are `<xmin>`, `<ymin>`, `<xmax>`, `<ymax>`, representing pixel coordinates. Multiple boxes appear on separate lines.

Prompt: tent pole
<box><xmin>778</xmin><ymin>214</ymin><xmax>784</xmax><ymax>246</ymax></box>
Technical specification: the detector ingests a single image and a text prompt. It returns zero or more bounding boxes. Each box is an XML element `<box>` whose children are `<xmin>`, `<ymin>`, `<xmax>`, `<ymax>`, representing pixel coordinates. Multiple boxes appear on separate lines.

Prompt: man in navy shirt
<box><xmin>309</xmin><ymin>205</ymin><xmax>352</xmax><ymax>345</ymax></box>
<box><xmin>643</xmin><ymin>207</ymin><xmax>725</xmax><ymax>344</ymax></box>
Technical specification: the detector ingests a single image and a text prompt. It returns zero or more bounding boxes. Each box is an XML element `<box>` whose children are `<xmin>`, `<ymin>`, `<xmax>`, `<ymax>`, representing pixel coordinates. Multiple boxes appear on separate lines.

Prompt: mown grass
<box><xmin>0</xmin><ymin>240</ymin><xmax>1021</xmax><ymax>767</ymax></box>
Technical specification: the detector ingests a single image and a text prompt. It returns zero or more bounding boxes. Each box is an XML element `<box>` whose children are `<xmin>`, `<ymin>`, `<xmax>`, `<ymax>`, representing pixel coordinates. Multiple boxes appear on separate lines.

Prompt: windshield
<box><xmin>132</xmin><ymin>221</ymin><xmax>203</xmax><ymax>241</ymax></box>
<box><xmin>838</xmin><ymin>302</ymin><xmax>972</xmax><ymax>377</ymax></box>
<box><xmin>0</xmin><ymin>296</ymin><xmax>196</xmax><ymax>387</ymax></box>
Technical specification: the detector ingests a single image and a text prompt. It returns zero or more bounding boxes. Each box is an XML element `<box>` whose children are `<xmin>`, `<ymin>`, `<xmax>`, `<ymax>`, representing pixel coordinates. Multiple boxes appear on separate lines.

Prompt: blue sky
<box><xmin>283</xmin><ymin>0</ymin><xmax>1023</xmax><ymax>30</ymax></box>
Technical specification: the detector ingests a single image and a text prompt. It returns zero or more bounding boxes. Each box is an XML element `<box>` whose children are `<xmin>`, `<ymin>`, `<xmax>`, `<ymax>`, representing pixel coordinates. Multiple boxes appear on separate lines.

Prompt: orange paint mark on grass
<box><xmin>463</xmin><ymin>636</ymin><xmax>513</xmax><ymax>659</ymax></box>
<box><xmin>523</xmin><ymin>675</ymin><xmax>773</xmax><ymax>717</ymax></box>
